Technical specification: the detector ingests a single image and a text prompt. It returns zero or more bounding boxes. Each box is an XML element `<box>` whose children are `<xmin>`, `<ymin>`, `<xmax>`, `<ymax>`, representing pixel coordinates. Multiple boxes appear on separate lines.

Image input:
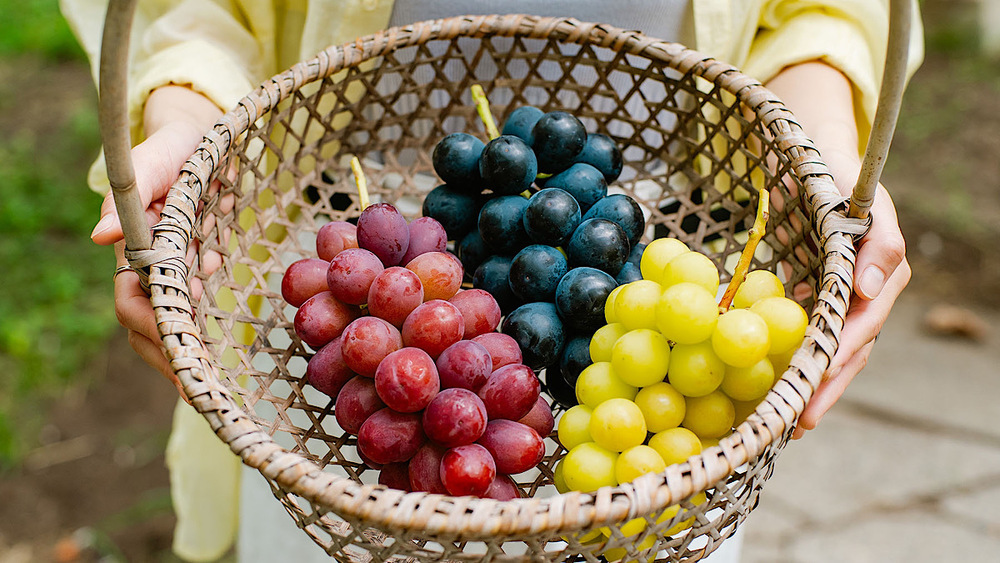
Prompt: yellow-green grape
<box><xmin>732</xmin><ymin>397</ymin><xmax>765</xmax><ymax>426</ymax></box>
<box><xmin>648</xmin><ymin>427</ymin><xmax>702</xmax><ymax>466</ymax></box>
<box><xmin>720</xmin><ymin>357</ymin><xmax>774</xmax><ymax>402</ymax></box>
<box><xmin>616</xmin><ymin>445</ymin><xmax>667</xmax><ymax>484</ymax></box>
<box><xmin>557</xmin><ymin>404</ymin><xmax>594</xmax><ymax>450</ymax></box>
<box><xmin>562</xmin><ymin>442</ymin><xmax>619</xmax><ymax>493</ymax></box>
<box><xmin>640</xmin><ymin>238</ymin><xmax>689</xmax><ymax>281</ymax></box>
<box><xmin>553</xmin><ymin>459</ymin><xmax>569</xmax><ymax>493</ymax></box>
<box><xmin>590</xmin><ymin>323</ymin><xmax>628</xmax><ymax>363</ymax></box>
<box><xmin>655</xmin><ymin>282</ymin><xmax>719</xmax><ymax>345</ymax></box>
<box><xmin>682</xmin><ymin>391</ymin><xmax>735</xmax><ymax>438</ymax></box>
<box><xmin>601</xmin><ymin>517</ymin><xmax>657</xmax><ymax>560</ymax></box>
<box><xmin>750</xmin><ymin>296</ymin><xmax>808</xmax><ymax>354</ymax></box>
<box><xmin>660</xmin><ymin>251</ymin><xmax>720</xmax><ymax>295</ymax></box>
<box><xmin>769</xmin><ymin>347</ymin><xmax>795</xmax><ymax>382</ymax></box>
<box><xmin>634</xmin><ymin>382</ymin><xmax>685</xmax><ymax>432</ymax></box>
<box><xmin>614</xmin><ymin>280</ymin><xmax>663</xmax><ymax>331</ymax></box>
<box><xmin>604</xmin><ymin>285</ymin><xmax>625</xmax><ymax>324</ymax></box>
<box><xmin>699</xmin><ymin>437</ymin><xmax>720</xmax><ymax>450</ymax></box>
<box><xmin>590</xmin><ymin>398</ymin><xmax>647</xmax><ymax>452</ymax></box>
<box><xmin>575</xmin><ymin>362</ymin><xmax>638</xmax><ymax>408</ymax></box>
<box><xmin>667</xmin><ymin>341</ymin><xmax>726</xmax><ymax>398</ymax></box>
<box><xmin>611</xmin><ymin>329</ymin><xmax>671</xmax><ymax>388</ymax></box>
<box><xmin>711</xmin><ymin>308</ymin><xmax>770</xmax><ymax>368</ymax></box>
<box><xmin>732</xmin><ymin>269</ymin><xmax>785</xmax><ymax>308</ymax></box>
<box><xmin>656</xmin><ymin>492</ymin><xmax>707</xmax><ymax>536</ymax></box>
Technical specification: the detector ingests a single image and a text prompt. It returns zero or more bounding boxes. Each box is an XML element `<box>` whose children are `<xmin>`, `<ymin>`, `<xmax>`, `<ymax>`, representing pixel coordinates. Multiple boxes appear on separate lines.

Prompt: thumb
<box><xmin>91</xmin><ymin>121</ymin><xmax>207</xmax><ymax>245</ymax></box>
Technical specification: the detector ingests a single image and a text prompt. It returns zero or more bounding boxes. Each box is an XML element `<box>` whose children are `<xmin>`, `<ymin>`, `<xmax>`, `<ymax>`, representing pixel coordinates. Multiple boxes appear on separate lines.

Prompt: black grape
<box><xmin>501</xmin><ymin>106</ymin><xmax>544</xmax><ymax>145</ymax></box>
<box><xmin>575</xmin><ymin>133</ymin><xmax>623</xmax><ymax>183</ymax></box>
<box><xmin>457</xmin><ymin>229</ymin><xmax>490</xmax><ymax>281</ymax></box>
<box><xmin>422</xmin><ymin>184</ymin><xmax>482</xmax><ymax>241</ymax></box>
<box><xmin>433</xmin><ymin>132</ymin><xmax>485</xmax><ymax>188</ymax></box>
<box><xmin>479</xmin><ymin>135</ymin><xmax>538</xmax><ymax>196</ymax></box>
<box><xmin>582</xmin><ymin>193</ymin><xmax>645</xmax><ymax>247</ymax></box>
<box><xmin>502</xmin><ymin>302</ymin><xmax>566</xmax><ymax>370</ymax></box>
<box><xmin>531</xmin><ymin>111</ymin><xmax>587</xmax><ymax>174</ymax></box>
<box><xmin>477</xmin><ymin>195</ymin><xmax>531</xmax><ymax>255</ymax></box>
<box><xmin>615</xmin><ymin>261</ymin><xmax>643</xmax><ymax>284</ymax></box>
<box><xmin>508</xmin><ymin>244</ymin><xmax>569</xmax><ymax>302</ymax></box>
<box><xmin>565</xmin><ymin>218</ymin><xmax>629</xmax><ymax>275</ymax></box>
<box><xmin>554</xmin><ymin>267</ymin><xmax>618</xmax><ymax>332</ymax></box>
<box><xmin>558</xmin><ymin>335</ymin><xmax>592</xmax><ymax>391</ymax></box>
<box><xmin>522</xmin><ymin>188</ymin><xmax>581</xmax><ymax>246</ymax></box>
<box><xmin>543</xmin><ymin>163</ymin><xmax>607</xmax><ymax>213</ymax></box>
<box><xmin>472</xmin><ymin>255</ymin><xmax>520</xmax><ymax>315</ymax></box>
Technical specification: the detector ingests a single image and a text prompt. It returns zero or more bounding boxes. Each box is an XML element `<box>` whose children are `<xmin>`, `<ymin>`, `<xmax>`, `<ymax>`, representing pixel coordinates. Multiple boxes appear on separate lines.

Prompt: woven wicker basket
<box><xmin>98</xmin><ymin>1</ymin><xmax>911</xmax><ymax>560</ymax></box>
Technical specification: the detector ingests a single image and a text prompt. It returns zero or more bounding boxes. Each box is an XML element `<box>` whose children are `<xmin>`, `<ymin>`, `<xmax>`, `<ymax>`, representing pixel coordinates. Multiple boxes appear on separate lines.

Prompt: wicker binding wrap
<box><xmin>100</xmin><ymin>11</ymin><xmax>906</xmax><ymax>563</ymax></box>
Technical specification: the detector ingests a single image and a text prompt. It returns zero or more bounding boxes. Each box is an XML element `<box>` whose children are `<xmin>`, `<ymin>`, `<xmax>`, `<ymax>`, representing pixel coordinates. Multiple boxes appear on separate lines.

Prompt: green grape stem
<box><xmin>471</xmin><ymin>84</ymin><xmax>501</xmax><ymax>140</ymax></box>
<box><xmin>719</xmin><ymin>189</ymin><xmax>770</xmax><ymax>312</ymax></box>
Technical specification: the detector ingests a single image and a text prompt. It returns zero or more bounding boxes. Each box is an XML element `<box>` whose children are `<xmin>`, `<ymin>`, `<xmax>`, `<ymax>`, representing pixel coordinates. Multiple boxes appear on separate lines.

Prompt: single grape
<box><xmin>501</xmin><ymin>105</ymin><xmax>544</xmax><ymax>145</ymax></box>
<box><xmin>659</xmin><ymin>251</ymin><xmax>720</xmax><ymax>296</ymax></box>
<box><xmin>405</xmin><ymin>251</ymin><xmax>463</xmax><ymax>301</ymax></box>
<box><xmin>477</xmin><ymin>363</ymin><xmax>541</xmax><ymax>421</ymax></box>
<box><xmin>582</xmin><ymin>194</ymin><xmax>645</xmax><ymax>247</ymax></box>
<box><xmin>615</xmin><ymin>261</ymin><xmax>643</xmax><ymax>285</ymax></box>
<box><xmin>340</xmin><ymin>316</ymin><xmax>403</xmax><ymax>377</ymax></box>
<box><xmin>470</xmin><ymin>332</ymin><xmax>523</xmax><ymax>371</ymax></box>
<box><xmin>721</xmin><ymin>357</ymin><xmax>774</xmax><ymax>402</ymax></box>
<box><xmin>408</xmin><ymin>443</ymin><xmax>448</xmax><ymax>494</ymax></box>
<box><xmin>574</xmin><ymin>362</ymin><xmax>637</xmax><ymax>408</ymax></box>
<box><xmin>282</xmin><ymin>258</ymin><xmax>331</xmax><ymax>307</ymax></box>
<box><xmin>733</xmin><ymin>269</ymin><xmax>785</xmax><ymax>308</ymax></box>
<box><xmin>422</xmin><ymin>184</ymin><xmax>481</xmax><ymax>241</ymax></box>
<box><xmin>478</xmin><ymin>419</ymin><xmax>545</xmax><ymax>475</ymax></box>
<box><xmin>543</xmin><ymin>163</ymin><xmax>607</xmax><ymax>212</ymax></box>
<box><xmin>681</xmin><ymin>391</ymin><xmax>735</xmax><ymax>439</ymax></box>
<box><xmin>531</xmin><ymin>111</ymin><xmax>588</xmax><ymax>174</ymax></box>
<box><xmin>647</xmin><ymin>427</ymin><xmax>702</xmax><ymax>467</ymax></box>
<box><xmin>562</xmin><ymin>442</ymin><xmax>618</xmax><ymax>493</ymax></box>
<box><xmin>294</xmin><ymin>291</ymin><xmax>360</xmax><ymax>349</ymax></box>
<box><xmin>614</xmin><ymin>279</ymin><xmax>663</xmax><ymax>331</ymax></box>
<box><xmin>477</xmin><ymin>195</ymin><xmax>531</xmax><ymax>255</ymax></box>
<box><xmin>501</xmin><ymin>302</ymin><xmax>566</xmax><ymax>370</ymax></box>
<box><xmin>483</xmin><ymin>474</ymin><xmax>522</xmax><ymax>500</ymax></box>
<box><xmin>357</xmin><ymin>408</ymin><xmax>425</xmax><ymax>465</ymax></box>
<box><xmin>316</xmin><ymin>221</ymin><xmax>358</xmax><ymax>262</ymax></box>
<box><xmin>326</xmin><ymin>247</ymin><xmax>385</xmax><ymax>305</ymax></box>
<box><xmin>374</xmin><ymin>347</ymin><xmax>440</xmax><ymax>413</ymax></box>
<box><xmin>557</xmin><ymin>335</ymin><xmax>592</xmax><ymax>389</ymax></box>
<box><xmin>479</xmin><ymin>135</ymin><xmax>538</xmax><ymax>196</ymax></box>
<box><xmin>472</xmin><ymin>255</ymin><xmax>520</xmax><ymax>315</ymax></box>
<box><xmin>711</xmin><ymin>309</ymin><xmax>770</xmax><ymax>368</ymax></box>
<box><xmin>440</xmin><ymin>444</ymin><xmax>496</xmax><ymax>497</ymax></box>
<box><xmin>589</xmin><ymin>398</ymin><xmax>646</xmax><ymax>452</ymax></box>
<box><xmin>306</xmin><ymin>336</ymin><xmax>355</xmax><ymax>399</ymax></box>
<box><xmin>432</xmin><ymin>132</ymin><xmax>485</xmax><ymax>188</ymax></box>
<box><xmin>557</xmin><ymin>404</ymin><xmax>593</xmax><ymax>450</ymax></box>
<box><xmin>517</xmin><ymin>396</ymin><xmax>555</xmax><ymax>438</ymax></box>
<box><xmin>589</xmin><ymin>323</ymin><xmax>627</xmax><ymax>364</ymax></box>
<box><xmin>448</xmin><ymin>289</ymin><xmax>502</xmax><ymax>339</ymax></box>
<box><xmin>769</xmin><ymin>347</ymin><xmax>796</xmax><ymax>379</ymax></box>
<box><xmin>523</xmin><ymin>188</ymin><xmax>582</xmax><ymax>246</ymax></box>
<box><xmin>400</xmin><ymin>216</ymin><xmax>448</xmax><ymax>265</ymax></box>
<box><xmin>656</xmin><ymin>492</ymin><xmax>707</xmax><ymax>536</ymax></box>
<box><xmin>546</xmin><ymin>364</ymin><xmax>579</xmax><ymax>410</ymax></box>
<box><xmin>508</xmin><ymin>245</ymin><xmax>569</xmax><ymax>302</ymax></box>
<box><xmin>634</xmin><ymin>382</ymin><xmax>686</xmax><ymax>433</ymax></box>
<box><xmin>554</xmin><ymin>267</ymin><xmax>618</xmax><ymax>333</ymax></box>
<box><xmin>615</xmin><ymin>445</ymin><xmax>666</xmax><ymax>485</ymax></box>
<box><xmin>604</xmin><ymin>285</ymin><xmax>625</xmax><ymax>324</ymax></box>
<box><xmin>456</xmin><ymin>229</ymin><xmax>490</xmax><ymax>280</ymax></box>
<box><xmin>423</xmin><ymin>388</ymin><xmax>488</xmax><ymax>447</ymax></box>
<box><xmin>436</xmin><ymin>339</ymin><xmax>492</xmax><ymax>391</ymax></box>
<box><xmin>367</xmin><ymin>266</ymin><xmax>424</xmax><ymax>327</ymax></box>
<box><xmin>610</xmin><ymin>329</ymin><xmax>671</xmax><ymax>388</ymax></box>
<box><xmin>667</xmin><ymin>341</ymin><xmax>726</xmax><ymax>398</ymax></box>
<box><xmin>401</xmin><ymin>300</ymin><xmax>465</xmax><ymax>358</ymax></box>
<box><xmin>565</xmin><ymin>218</ymin><xmax>629</xmax><ymax>275</ymax></box>
<box><xmin>552</xmin><ymin>459</ymin><xmax>569</xmax><ymax>493</ymax></box>
<box><xmin>732</xmin><ymin>397</ymin><xmax>766</xmax><ymax>426</ymax></box>
<box><xmin>750</xmin><ymin>296</ymin><xmax>808</xmax><ymax>354</ymax></box>
<box><xmin>356</xmin><ymin>202</ymin><xmax>410</xmax><ymax>267</ymax></box>
<box><xmin>334</xmin><ymin>376</ymin><xmax>384</xmax><ymax>435</ymax></box>
<box><xmin>640</xmin><ymin>238</ymin><xmax>689</xmax><ymax>281</ymax></box>
<box><xmin>378</xmin><ymin>462</ymin><xmax>411</xmax><ymax>491</ymax></box>
<box><xmin>574</xmin><ymin>133</ymin><xmax>623</xmax><ymax>183</ymax></box>
<box><xmin>654</xmin><ymin>282</ymin><xmax>719</xmax><ymax>345</ymax></box>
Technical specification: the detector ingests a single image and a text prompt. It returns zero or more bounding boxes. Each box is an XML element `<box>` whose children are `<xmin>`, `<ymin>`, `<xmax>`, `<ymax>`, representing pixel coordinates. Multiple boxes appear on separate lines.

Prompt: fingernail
<box><xmin>857</xmin><ymin>266</ymin><xmax>885</xmax><ymax>300</ymax></box>
<box><xmin>91</xmin><ymin>215</ymin><xmax>114</xmax><ymax>239</ymax></box>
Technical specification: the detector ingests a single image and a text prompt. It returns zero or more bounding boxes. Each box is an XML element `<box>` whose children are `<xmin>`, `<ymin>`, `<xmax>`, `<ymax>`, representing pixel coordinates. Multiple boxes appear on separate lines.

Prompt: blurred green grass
<box><xmin>0</xmin><ymin>0</ymin><xmax>117</xmax><ymax>467</ymax></box>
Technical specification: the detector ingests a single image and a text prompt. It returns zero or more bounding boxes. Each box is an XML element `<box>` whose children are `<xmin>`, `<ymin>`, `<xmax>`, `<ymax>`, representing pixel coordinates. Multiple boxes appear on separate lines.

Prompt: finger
<box><xmin>127</xmin><ymin>329</ymin><xmax>187</xmax><ymax>399</ymax></box>
<box><xmin>794</xmin><ymin>338</ymin><xmax>877</xmax><ymax>438</ymax></box>
<box><xmin>114</xmin><ymin>264</ymin><xmax>160</xmax><ymax>342</ymax></box>
<box><xmin>854</xmin><ymin>188</ymin><xmax>906</xmax><ymax>301</ymax></box>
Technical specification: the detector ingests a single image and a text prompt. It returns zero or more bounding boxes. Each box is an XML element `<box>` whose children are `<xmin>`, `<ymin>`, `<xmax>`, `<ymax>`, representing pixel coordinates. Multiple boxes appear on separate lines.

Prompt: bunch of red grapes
<box><xmin>282</xmin><ymin>202</ymin><xmax>554</xmax><ymax>498</ymax></box>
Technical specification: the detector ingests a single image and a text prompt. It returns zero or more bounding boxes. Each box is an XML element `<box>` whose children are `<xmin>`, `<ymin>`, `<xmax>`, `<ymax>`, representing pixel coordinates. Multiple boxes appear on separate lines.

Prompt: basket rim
<box><xmin>147</xmin><ymin>14</ymin><xmax>859</xmax><ymax>540</ymax></box>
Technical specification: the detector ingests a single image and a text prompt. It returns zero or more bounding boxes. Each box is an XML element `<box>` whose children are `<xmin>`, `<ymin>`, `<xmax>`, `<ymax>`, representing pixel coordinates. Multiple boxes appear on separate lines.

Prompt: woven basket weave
<box><xmin>98</xmin><ymin>6</ymin><xmax>910</xmax><ymax>561</ymax></box>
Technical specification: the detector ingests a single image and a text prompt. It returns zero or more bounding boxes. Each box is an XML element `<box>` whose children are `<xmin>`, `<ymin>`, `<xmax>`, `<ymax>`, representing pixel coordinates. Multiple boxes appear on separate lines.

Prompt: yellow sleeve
<box><xmin>740</xmin><ymin>0</ymin><xmax>924</xmax><ymax>147</ymax></box>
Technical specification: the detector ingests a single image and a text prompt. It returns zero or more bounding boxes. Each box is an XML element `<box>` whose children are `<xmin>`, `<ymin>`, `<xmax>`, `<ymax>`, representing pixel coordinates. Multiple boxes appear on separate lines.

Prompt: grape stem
<box><xmin>471</xmin><ymin>84</ymin><xmax>501</xmax><ymax>140</ymax></box>
<box><xmin>350</xmin><ymin>156</ymin><xmax>370</xmax><ymax>209</ymax></box>
<box><xmin>718</xmin><ymin>189</ymin><xmax>770</xmax><ymax>312</ymax></box>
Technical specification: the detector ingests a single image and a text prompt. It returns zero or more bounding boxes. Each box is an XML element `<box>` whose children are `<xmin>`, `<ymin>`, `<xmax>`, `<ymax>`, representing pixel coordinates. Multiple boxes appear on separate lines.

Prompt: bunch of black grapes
<box><xmin>423</xmin><ymin>107</ymin><xmax>647</xmax><ymax>409</ymax></box>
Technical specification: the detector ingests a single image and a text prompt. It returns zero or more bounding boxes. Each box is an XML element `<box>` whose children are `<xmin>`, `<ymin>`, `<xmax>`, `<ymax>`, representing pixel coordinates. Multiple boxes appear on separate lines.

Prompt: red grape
<box><xmin>478</xmin><ymin>419</ymin><xmax>545</xmax><ymax>475</ymax></box>
<box><xmin>377</xmin><ymin>462</ymin><xmax>411</xmax><ymax>491</ymax></box>
<box><xmin>357</xmin><ymin>203</ymin><xmax>410</xmax><ymax>266</ymax></box>
<box><xmin>440</xmin><ymin>444</ymin><xmax>496</xmax><ymax>497</ymax></box>
<box><xmin>422</xmin><ymin>388</ymin><xmax>488</xmax><ymax>448</ymax></box>
<box><xmin>401</xmin><ymin>300</ymin><xmax>465</xmax><ymax>358</ymax></box>
<box><xmin>477</xmin><ymin>364</ymin><xmax>540</xmax><ymax>421</ymax></box>
<box><xmin>306</xmin><ymin>336</ymin><xmax>355</xmax><ymax>399</ymax></box>
<box><xmin>517</xmin><ymin>396</ymin><xmax>555</xmax><ymax>437</ymax></box>
<box><xmin>435</xmin><ymin>340</ymin><xmax>492</xmax><ymax>391</ymax></box>
<box><xmin>335</xmin><ymin>376</ymin><xmax>385</xmax><ymax>435</ymax></box>
<box><xmin>316</xmin><ymin>221</ymin><xmax>358</xmax><ymax>261</ymax></box>
<box><xmin>340</xmin><ymin>317</ymin><xmax>403</xmax><ymax>377</ymax></box>
<box><xmin>294</xmin><ymin>291</ymin><xmax>360</xmax><ymax>349</ymax></box>
<box><xmin>470</xmin><ymin>332</ymin><xmax>523</xmax><ymax>371</ymax></box>
<box><xmin>400</xmin><ymin>216</ymin><xmax>448</xmax><ymax>265</ymax></box>
<box><xmin>483</xmin><ymin>474</ymin><xmax>521</xmax><ymax>500</ymax></box>
<box><xmin>358</xmin><ymin>449</ymin><xmax>383</xmax><ymax>470</ymax></box>
<box><xmin>405</xmin><ymin>251</ymin><xmax>463</xmax><ymax>301</ymax></box>
<box><xmin>282</xmin><ymin>258</ymin><xmax>331</xmax><ymax>307</ymax></box>
<box><xmin>367</xmin><ymin>267</ymin><xmax>424</xmax><ymax>327</ymax></box>
<box><xmin>374</xmin><ymin>347</ymin><xmax>440</xmax><ymax>413</ymax></box>
<box><xmin>357</xmin><ymin>408</ymin><xmax>425</xmax><ymax>465</ymax></box>
<box><xmin>408</xmin><ymin>443</ymin><xmax>448</xmax><ymax>494</ymax></box>
<box><xmin>326</xmin><ymin>248</ymin><xmax>385</xmax><ymax>305</ymax></box>
<box><xmin>449</xmin><ymin>289</ymin><xmax>502</xmax><ymax>339</ymax></box>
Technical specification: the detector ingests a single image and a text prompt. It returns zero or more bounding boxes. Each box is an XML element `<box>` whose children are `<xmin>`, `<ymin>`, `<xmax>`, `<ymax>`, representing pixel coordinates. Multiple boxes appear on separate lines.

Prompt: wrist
<box><xmin>143</xmin><ymin>85</ymin><xmax>223</xmax><ymax>138</ymax></box>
